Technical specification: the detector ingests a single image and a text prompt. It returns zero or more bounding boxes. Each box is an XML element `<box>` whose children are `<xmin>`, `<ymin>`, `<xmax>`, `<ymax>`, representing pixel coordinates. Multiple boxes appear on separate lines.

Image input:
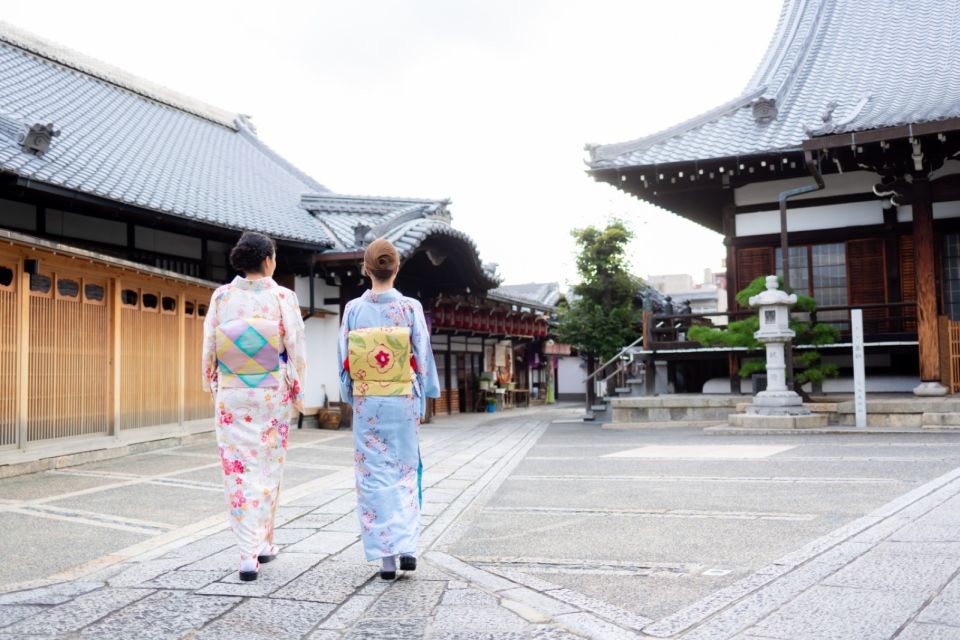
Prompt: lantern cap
<box><xmin>748</xmin><ymin>275</ymin><xmax>797</xmax><ymax>308</ymax></box>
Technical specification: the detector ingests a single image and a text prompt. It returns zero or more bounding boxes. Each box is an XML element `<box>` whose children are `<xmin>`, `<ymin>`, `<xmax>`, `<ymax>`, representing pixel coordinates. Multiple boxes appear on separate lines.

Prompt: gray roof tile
<box><xmin>0</xmin><ymin>23</ymin><xmax>334</xmax><ymax>246</ymax></box>
<box><xmin>488</xmin><ymin>282</ymin><xmax>561</xmax><ymax>309</ymax></box>
<box><xmin>588</xmin><ymin>0</ymin><xmax>960</xmax><ymax>169</ymax></box>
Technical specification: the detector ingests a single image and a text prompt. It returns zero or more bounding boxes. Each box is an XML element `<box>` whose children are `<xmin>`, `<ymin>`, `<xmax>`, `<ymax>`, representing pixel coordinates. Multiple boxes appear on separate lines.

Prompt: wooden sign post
<box><xmin>851</xmin><ymin>309</ymin><xmax>867</xmax><ymax>428</ymax></box>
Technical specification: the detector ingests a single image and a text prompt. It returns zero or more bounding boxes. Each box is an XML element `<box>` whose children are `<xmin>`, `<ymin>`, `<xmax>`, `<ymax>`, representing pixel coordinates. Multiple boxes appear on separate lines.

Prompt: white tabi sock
<box><xmin>239</xmin><ymin>558</ymin><xmax>258</xmax><ymax>573</ymax></box>
<box><xmin>382</xmin><ymin>556</ymin><xmax>397</xmax><ymax>572</ymax></box>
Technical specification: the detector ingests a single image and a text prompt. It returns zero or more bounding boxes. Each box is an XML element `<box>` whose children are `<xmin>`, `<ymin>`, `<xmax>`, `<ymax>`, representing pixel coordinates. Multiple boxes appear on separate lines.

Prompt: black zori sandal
<box><xmin>399</xmin><ymin>555</ymin><xmax>417</xmax><ymax>571</ymax></box>
<box><xmin>380</xmin><ymin>570</ymin><xmax>397</xmax><ymax>581</ymax></box>
<box><xmin>239</xmin><ymin>569</ymin><xmax>258</xmax><ymax>582</ymax></box>
<box><xmin>258</xmin><ymin>553</ymin><xmax>276</xmax><ymax>564</ymax></box>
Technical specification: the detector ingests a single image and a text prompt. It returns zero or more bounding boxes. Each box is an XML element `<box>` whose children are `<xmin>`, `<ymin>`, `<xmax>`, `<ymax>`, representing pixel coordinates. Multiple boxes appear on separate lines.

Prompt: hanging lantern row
<box><xmin>431</xmin><ymin>304</ymin><xmax>548</xmax><ymax>337</ymax></box>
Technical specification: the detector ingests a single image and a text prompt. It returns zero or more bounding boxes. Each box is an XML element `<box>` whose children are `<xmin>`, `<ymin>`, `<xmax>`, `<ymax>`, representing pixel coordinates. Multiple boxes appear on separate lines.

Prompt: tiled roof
<box><xmin>488</xmin><ymin>282</ymin><xmax>561</xmax><ymax>310</ymax></box>
<box><xmin>301</xmin><ymin>193</ymin><xmax>501</xmax><ymax>289</ymax></box>
<box><xmin>588</xmin><ymin>0</ymin><xmax>960</xmax><ymax>169</ymax></box>
<box><xmin>0</xmin><ymin>21</ymin><xmax>335</xmax><ymax>246</ymax></box>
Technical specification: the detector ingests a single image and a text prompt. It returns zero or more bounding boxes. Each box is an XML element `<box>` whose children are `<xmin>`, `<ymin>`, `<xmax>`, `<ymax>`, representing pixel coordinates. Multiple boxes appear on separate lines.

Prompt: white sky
<box><xmin>6</xmin><ymin>1</ymin><xmax>781</xmax><ymax>289</ymax></box>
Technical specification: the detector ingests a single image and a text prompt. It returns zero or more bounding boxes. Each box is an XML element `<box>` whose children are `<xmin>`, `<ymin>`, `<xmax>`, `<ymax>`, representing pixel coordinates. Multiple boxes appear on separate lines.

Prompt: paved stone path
<box><xmin>2</xmin><ymin>408</ymin><xmax>960</xmax><ymax>639</ymax></box>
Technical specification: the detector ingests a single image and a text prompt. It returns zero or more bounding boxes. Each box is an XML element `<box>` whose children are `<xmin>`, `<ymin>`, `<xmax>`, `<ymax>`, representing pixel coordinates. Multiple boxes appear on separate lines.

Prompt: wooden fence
<box><xmin>0</xmin><ymin>235</ymin><xmax>215</xmax><ymax>452</ymax></box>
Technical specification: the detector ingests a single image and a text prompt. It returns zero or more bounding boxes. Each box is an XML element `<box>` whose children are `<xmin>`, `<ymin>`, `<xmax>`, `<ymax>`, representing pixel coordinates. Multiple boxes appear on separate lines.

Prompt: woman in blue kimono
<box><xmin>338</xmin><ymin>238</ymin><xmax>440</xmax><ymax>580</ymax></box>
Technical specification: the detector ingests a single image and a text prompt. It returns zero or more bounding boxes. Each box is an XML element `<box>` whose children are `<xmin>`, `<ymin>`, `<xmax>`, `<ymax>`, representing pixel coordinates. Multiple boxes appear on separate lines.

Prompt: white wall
<box><xmin>293</xmin><ymin>276</ymin><xmax>344</xmax><ymax>405</ymax></box>
<box><xmin>735</xmin><ymin>200</ymin><xmax>883</xmax><ymax>237</ymax></box>
<box><xmin>733</xmin><ymin>171</ymin><xmax>877</xmax><ymax>207</ymax></box>
<box><xmin>557</xmin><ymin>356</ymin><xmax>586</xmax><ymax>395</ymax></box>
<box><xmin>896</xmin><ymin>200</ymin><xmax>960</xmax><ymax>223</ymax></box>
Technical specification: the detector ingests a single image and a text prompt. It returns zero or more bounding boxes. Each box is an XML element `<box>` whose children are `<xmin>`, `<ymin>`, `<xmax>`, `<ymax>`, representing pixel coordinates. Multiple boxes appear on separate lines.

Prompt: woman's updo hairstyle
<box><xmin>229</xmin><ymin>231</ymin><xmax>276</xmax><ymax>275</ymax></box>
<box><xmin>363</xmin><ymin>238</ymin><xmax>400</xmax><ymax>281</ymax></box>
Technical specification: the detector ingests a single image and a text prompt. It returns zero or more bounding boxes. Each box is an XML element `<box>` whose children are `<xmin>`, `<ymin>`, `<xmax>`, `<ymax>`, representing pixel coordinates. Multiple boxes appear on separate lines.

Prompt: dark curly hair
<box><xmin>229</xmin><ymin>231</ymin><xmax>276</xmax><ymax>274</ymax></box>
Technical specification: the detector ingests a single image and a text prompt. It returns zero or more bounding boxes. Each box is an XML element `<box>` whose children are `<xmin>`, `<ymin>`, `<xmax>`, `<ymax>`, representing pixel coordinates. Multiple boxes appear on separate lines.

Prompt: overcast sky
<box><xmin>6</xmin><ymin>1</ymin><xmax>781</xmax><ymax>289</ymax></box>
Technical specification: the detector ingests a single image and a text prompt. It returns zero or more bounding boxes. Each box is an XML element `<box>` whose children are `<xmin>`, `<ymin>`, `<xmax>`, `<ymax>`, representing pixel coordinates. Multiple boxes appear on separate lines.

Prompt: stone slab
<box><xmin>196</xmin><ymin>552</ymin><xmax>324</xmax><ymax>597</ymax></box>
<box><xmin>316</xmin><ymin>594</ymin><xmax>377</xmax><ymax>629</ymax></box>
<box><xmin>194</xmin><ymin>597</ymin><xmax>335</xmax><ymax>639</ymax></box>
<box><xmin>0</xmin><ymin>580</ymin><xmax>103</xmax><ymax>605</ymax></box>
<box><xmin>897</xmin><ymin>622</ymin><xmax>960</xmax><ymax>639</ymax></box>
<box><xmin>77</xmin><ymin>590</ymin><xmax>239</xmax><ymax>640</ymax></box>
<box><xmin>365</xmin><ymin>580</ymin><xmax>446</xmax><ymax>618</ymax></box>
<box><xmin>143</xmin><ymin>569</ymin><xmax>229</xmax><ymax>590</ymax></box>
<box><xmin>821</xmin><ymin>550</ymin><xmax>959</xmax><ymax>593</ymax></box>
<box><xmin>343</xmin><ymin>618</ymin><xmax>427</xmax><ymax>639</ymax></box>
<box><xmin>552</xmin><ymin>612</ymin><xmax>638</xmax><ymax>640</ymax></box>
<box><xmin>744</xmin><ymin>585</ymin><xmax>926</xmax><ymax>640</ymax></box>
<box><xmin>441</xmin><ymin>587</ymin><xmax>499</xmax><ymax>606</ymax></box>
<box><xmin>916</xmin><ymin>575</ymin><xmax>960</xmax><ymax>627</ymax></box>
<box><xmin>0</xmin><ymin>604</ymin><xmax>45</xmax><ymax>628</ymax></box>
<box><xmin>431</xmin><ymin>604</ymin><xmax>529</xmax><ymax>632</ymax></box>
<box><xmin>272</xmin><ymin>561</ymin><xmax>375</xmax><ymax>604</ymax></box>
<box><xmin>285</xmin><ymin>531</ymin><xmax>358</xmax><ymax>555</ymax></box>
<box><xmin>2</xmin><ymin>587</ymin><xmax>154</xmax><ymax>635</ymax></box>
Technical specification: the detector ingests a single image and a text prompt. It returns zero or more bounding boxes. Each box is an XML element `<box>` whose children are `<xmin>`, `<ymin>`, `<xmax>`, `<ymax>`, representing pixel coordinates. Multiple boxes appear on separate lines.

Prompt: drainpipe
<box><xmin>778</xmin><ymin>149</ymin><xmax>825</xmax><ymax>386</ymax></box>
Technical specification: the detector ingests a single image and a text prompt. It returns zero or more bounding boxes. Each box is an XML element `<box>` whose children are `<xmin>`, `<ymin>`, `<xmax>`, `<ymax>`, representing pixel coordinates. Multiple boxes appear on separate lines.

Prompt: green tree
<box><xmin>687</xmin><ymin>276</ymin><xmax>840</xmax><ymax>388</ymax></box>
<box><xmin>557</xmin><ymin>220</ymin><xmax>641</xmax><ymax>362</ymax></box>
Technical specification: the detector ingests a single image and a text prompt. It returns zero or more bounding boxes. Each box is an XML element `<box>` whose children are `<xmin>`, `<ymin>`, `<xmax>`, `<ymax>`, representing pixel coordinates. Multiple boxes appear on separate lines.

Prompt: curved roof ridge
<box><xmin>0</xmin><ymin>20</ymin><xmax>239</xmax><ymax>129</ymax></box>
<box><xmin>760</xmin><ymin>0</ymin><xmax>829</xmax><ymax>108</ymax></box>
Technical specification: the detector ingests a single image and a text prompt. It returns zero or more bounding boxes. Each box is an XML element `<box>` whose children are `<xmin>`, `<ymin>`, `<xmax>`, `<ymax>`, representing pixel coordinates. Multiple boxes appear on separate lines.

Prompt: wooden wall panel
<box><xmin>119</xmin><ymin>288</ymin><xmax>181</xmax><ymax>429</ymax></box>
<box><xmin>27</xmin><ymin>271</ymin><xmax>109</xmax><ymax>442</ymax></box>
<box><xmin>0</xmin><ymin>238</ymin><xmax>217</xmax><ymax>448</ymax></box>
<box><xmin>847</xmin><ymin>238</ymin><xmax>887</xmax><ymax>330</ymax></box>
<box><xmin>736</xmin><ymin>247</ymin><xmax>774</xmax><ymax>298</ymax></box>
<box><xmin>900</xmin><ymin>235</ymin><xmax>917</xmax><ymax>331</ymax></box>
<box><xmin>0</xmin><ymin>256</ymin><xmax>18</xmax><ymax>447</ymax></box>
<box><xmin>183</xmin><ymin>301</ymin><xmax>213</xmax><ymax>421</ymax></box>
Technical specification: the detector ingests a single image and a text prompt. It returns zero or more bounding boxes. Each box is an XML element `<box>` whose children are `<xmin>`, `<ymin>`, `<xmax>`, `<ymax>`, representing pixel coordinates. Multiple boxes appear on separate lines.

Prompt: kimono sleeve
<box><xmin>337</xmin><ymin>300</ymin><xmax>355</xmax><ymax>405</ymax></box>
<box><xmin>410</xmin><ymin>299</ymin><xmax>440</xmax><ymax>400</ymax></box>
<box><xmin>279</xmin><ymin>288</ymin><xmax>307</xmax><ymax>413</ymax></box>
<box><xmin>201</xmin><ymin>288</ymin><xmax>221</xmax><ymax>394</ymax></box>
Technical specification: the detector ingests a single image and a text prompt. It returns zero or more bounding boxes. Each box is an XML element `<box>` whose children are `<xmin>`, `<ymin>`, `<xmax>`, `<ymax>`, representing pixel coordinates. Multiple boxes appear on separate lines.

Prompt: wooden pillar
<box><xmin>913</xmin><ymin>178</ymin><xmax>941</xmax><ymax>383</ymax></box>
<box><xmin>16</xmin><ymin>264</ymin><xmax>29</xmax><ymax>450</ymax></box>
<box><xmin>109</xmin><ymin>277</ymin><xmax>122</xmax><ymax>437</ymax></box>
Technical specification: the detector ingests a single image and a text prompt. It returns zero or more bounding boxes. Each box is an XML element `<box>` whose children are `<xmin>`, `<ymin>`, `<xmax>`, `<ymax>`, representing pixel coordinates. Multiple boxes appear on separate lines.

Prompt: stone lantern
<box><xmin>729</xmin><ymin>276</ymin><xmax>827</xmax><ymax>429</ymax></box>
<box><xmin>749</xmin><ymin>275</ymin><xmax>802</xmax><ymax>408</ymax></box>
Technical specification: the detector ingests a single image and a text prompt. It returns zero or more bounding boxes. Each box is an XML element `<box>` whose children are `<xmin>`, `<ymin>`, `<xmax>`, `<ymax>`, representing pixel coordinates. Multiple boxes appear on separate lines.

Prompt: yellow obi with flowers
<box><xmin>347</xmin><ymin>326</ymin><xmax>414</xmax><ymax>396</ymax></box>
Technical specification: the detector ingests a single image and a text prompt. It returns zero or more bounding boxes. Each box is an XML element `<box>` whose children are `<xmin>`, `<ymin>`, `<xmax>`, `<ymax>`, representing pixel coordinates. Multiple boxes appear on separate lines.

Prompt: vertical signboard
<box><xmin>851</xmin><ymin>309</ymin><xmax>867</xmax><ymax>428</ymax></box>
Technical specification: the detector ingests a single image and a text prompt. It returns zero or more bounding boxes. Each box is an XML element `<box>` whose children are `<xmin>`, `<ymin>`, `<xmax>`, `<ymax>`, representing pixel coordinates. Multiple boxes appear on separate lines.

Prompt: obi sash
<box><xmin>216</xmin><ymin>318</ymin><xmax>282</xmax><ymax>388</ymax></box>
<box><xmin>347</xmin><ymin>326</ymin><xmax>414</xmax><ymax>396</ymax></box>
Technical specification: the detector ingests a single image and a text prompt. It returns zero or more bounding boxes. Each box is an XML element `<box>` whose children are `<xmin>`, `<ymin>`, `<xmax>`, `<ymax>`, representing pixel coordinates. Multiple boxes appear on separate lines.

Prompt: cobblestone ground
<box><xmin>3</xmin><ymin>408</ymin><xmax>960</xmax><ymax>639</ymax></box>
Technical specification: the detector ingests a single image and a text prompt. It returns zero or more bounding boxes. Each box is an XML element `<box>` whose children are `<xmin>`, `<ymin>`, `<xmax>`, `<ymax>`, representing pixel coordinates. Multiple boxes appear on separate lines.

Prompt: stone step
<box><xmin>614</xmin><ymin>387</ymin><xmax>632</xmax><ymax>395</ymax></box>
<box><xmin>922</xmin><ymin>412</ymin><xmax>960</xmax><ymax>427</ymax></box>
<box><xmin>591</xmin><ymin>404</ymin><xmax>608</xmax><ymax>412</ymax></box>
<box><xmin>728</xmin><ymin>413</ymin><xmax>829</xmax><ymax>429</ymax></box>
<box><xmin>736</xmin><ymin>401</ymin><xmax>838</xmax><ymax>414</ymax></box>
<box><xmin>836</xmin><ymin>413</ymin><xmax>923</xmax><ymax>428</ymax></box>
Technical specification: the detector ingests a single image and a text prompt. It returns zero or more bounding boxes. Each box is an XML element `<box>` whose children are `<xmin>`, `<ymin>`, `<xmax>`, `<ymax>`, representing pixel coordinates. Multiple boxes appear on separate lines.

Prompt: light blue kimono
<box><xmin>338</xmin><ymin>289</ymin><xmax>440</xmax><ymax>561</ymax></box>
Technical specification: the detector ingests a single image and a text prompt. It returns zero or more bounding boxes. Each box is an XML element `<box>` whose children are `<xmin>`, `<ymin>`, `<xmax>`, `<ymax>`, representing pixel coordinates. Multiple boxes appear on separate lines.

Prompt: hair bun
<box><xmin>363</xmin><ymin>238</ymin><xmax>400</xmax><ymax>282</ymax></box>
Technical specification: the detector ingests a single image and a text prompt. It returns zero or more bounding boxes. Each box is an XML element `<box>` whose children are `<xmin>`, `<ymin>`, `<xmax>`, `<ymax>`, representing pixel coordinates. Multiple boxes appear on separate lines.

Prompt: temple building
<box><xmin>0</xmin><ymin>22</ymin><xmax>498</xmax><ymax>465</ymax></box>
<box><xmin>587</xmin><ymin>0</ymin><xmax>960</xmax><ymax>396</ymax></box>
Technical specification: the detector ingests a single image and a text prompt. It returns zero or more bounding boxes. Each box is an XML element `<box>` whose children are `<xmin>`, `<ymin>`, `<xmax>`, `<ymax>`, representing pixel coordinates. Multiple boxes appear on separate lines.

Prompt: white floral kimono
<box><xmin>202</xmin><ymin>276</ymin><xmax>306</xmax><ymax>564</ymax></box>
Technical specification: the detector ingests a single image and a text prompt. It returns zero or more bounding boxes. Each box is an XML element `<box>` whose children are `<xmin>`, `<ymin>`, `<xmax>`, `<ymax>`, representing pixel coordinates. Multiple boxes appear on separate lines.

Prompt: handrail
<box><xmin>583</xmin><ymin>335</ymin><xmax>644</xmax><ymax>383</ymax></box>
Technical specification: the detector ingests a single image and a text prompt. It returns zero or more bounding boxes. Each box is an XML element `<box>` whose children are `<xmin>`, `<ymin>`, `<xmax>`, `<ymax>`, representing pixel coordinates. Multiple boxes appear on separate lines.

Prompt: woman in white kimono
<box><xmin>202</xmin><ymin>232</ymin><xmax>306</xmax><ymax>581</ymax></box>
<box><xmin>338</xmin><ymin>239</ymin><xmax>440</xmax><ymax>580</ymax></box>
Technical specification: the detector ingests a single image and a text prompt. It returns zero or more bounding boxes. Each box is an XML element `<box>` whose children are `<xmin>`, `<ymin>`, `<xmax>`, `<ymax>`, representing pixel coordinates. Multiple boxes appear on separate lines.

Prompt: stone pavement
<box><xmin>2</xmin><ymin>407</ymin><xmax>960</xmax><ymax>638</ymax></box>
